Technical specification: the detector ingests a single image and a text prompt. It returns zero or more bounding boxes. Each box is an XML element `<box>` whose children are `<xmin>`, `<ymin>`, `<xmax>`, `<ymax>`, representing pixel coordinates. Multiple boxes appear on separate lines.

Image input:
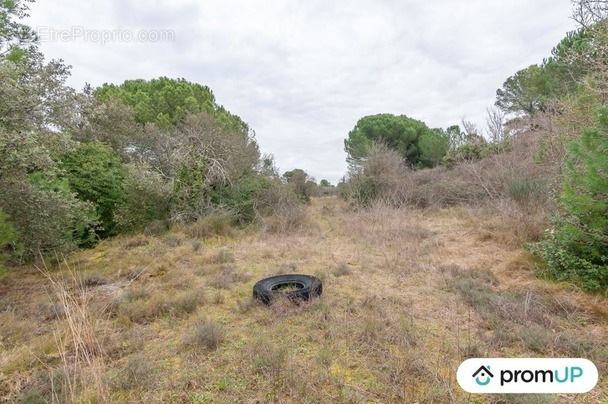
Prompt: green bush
<box><xmin>60</xmin><ymin>142</ymin><xmax>127</xmax><ymax>238</ymax></box>
<box><xmin>0</xmin><ymin>179</ymin><xmax>97</xmax><ymax>256</ymax></box>
<box><xmin>114</xmin><ymin>163</ymin><xmax>171</xmax><ymax>233</ymax></box>
<box><xmin>0</xmin><ymin>209</ymin><xmax>19</xmax><ymax>276</ymax></box>
<box><xmin>532</xmin><ymin>109</ymin><xmax>608</xmax><ymax>292</ymax></box>
<box><xmin>531</xmin><ymin>231</ymin><xmax>607</xmax><ymax>291</ymax></box>
<box><xmin>505</xmin><ymin>177</ymin><xmax>545</xmax><ymax>206</ymax></box>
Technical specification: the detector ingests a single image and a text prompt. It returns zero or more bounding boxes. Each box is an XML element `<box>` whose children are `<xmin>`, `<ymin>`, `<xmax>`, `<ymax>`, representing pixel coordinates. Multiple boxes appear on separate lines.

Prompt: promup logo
<box><xmin>472</xmin><ymin>365</ymin><xmax>494</xmax><ymax>386</ymax></box>
<box><xmin>457</xmin><ymin>358</ymin><xmax>598</xmax><ymax>394</ymax></box>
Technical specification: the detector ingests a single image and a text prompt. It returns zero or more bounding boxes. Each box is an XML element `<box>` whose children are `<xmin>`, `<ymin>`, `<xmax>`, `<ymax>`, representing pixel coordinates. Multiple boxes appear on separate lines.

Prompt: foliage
<box><xmin>0</xmin><ymin>208</ymin><xmax>19</xmax><ymax>274</ymax></box>
<box><xmin>71</xmin><ymin>93</ymin><xmax>143</xmax><ymax>159</ymax></box>
<box><xmin>419</xmin><ymin>128</ymin><xmax>450</xmax><ymax>168</ymax></box>
<box><xmin>445</xmin><ymin>125</ymin><xmax>467</xmax><ymax>149</ymax></box>
<box><xmin>95</xmin><ymin>77</ymin><xmax>248</xmax><ymax>132</ymax></box>
<box><xmin>344</xmin><ymin>113</ymin><xmax>439</xmax><ymax>167</ymax></box>
<box><xmin>163</xmin><ymin>112</ymin><xmax>261</xmax><ymax>222</ymax></box>
<box><xmin>60</xmin><ymin>142</ymin><xmax>127</xmax><ymax>238</ymax></box>
<box><xmin>532</xmin><ymin>109</ymin><xmax>608</xmax><ymax>292</ymax></box>
<box><xmin>543</xmin><ymin>27</ymin><xmax>594</xmax><ymax>97</ymax></box>
<box><xmin>114</xmin><ymin>163</ymin><xmax>172</xmax><ymax>233</ymax></box>
<box><xmin>282</xmin><ymin>169</ymin><xmax>316</xmax><ymax>203</ymax></box>
<box><xmin>0</xmin><ymin>176</ymin><xmax>97</xmax><ymax>256</ymax></box>
<box><xmin>495</xmin><ymin>64</ymin><xmax>554</xmax><ymax>117</ymax></box>
<box><xmin>0</xmin><ymin>130</ymin><xmax>97</xmax><ymax>256</ymax></box>
<box><xmin>342</xmin><ymin>142</ymin><xmax>409</xmax><ymax>207</ymax></box>
<box><xmin>0</xmin><ymin>49</ymin><xmax>75</xmax><ymax>132</ymax></box>
<box><xmin>0</xmin><ymin>0</ymin><xmax>37</xmax><ymax>56</ymax></box>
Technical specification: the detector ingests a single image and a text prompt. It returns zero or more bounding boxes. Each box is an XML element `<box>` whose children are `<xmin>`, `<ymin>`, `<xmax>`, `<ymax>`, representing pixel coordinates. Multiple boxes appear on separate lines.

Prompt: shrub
<box><xmin>0</xmin><ymin>179</ymin><xmax>97</xmax><ymax>256</ymax></box>
<box><xmin>251</xmin><ymin>177</ymin><xmax>314</xmax><ymax>234</ymax></box>
<box><xmin>114</xmin><ymin>163</ymin><xmax>171</xmax><ymax>234</ymax></box>
<box><xmin>183</xmin><ymin>212</ymin><xmax>235</xmax><ymax>239</ymax></box>
<box><xmin>60</xmin><ymin>141</ymin><xmax>127</xmax><ymax>238</ymax></box>
<box><xmin>505</xmin><ymin>177</ymin><xmax>545</xmax><ymax>206</ymax></box>
<box><xmin>532</xmin><ymin>109</ymin><xmax>608</xmax><ymax>292</ymax></box>
<box><xmin>0</xmin><ymin>131</ymin><xmax>98</xmax><ymax>257</ymax></box>
<box><xmin>185</xmin><ymin>319</ymin><xmax>225</xmax><ymax>350</ymax></box>
<box><xmin>343</xmin><ymin>142</ymin><xmax>410</xmax><ymax>207</ymax></box>
<box><xmin>0</xmin><ymin>209</ymin><xmax>20</xmax><ymax>274</ymax></box>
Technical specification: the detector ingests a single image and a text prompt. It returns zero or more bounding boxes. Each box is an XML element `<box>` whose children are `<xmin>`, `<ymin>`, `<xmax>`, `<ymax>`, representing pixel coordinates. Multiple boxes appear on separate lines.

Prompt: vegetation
<box><xmin>532</xmin><ymin>109</ymin><xmax>608</xmax><ymax>291</ymax></box>
<box><xmin>344</xmin><ymin>113</ymin><xmax>452</xmax><ymax>168</ymax></box>
<box><xmin>1</xmin><ymin>0</ymin><xmax>608</xmax><ymax>401</ymax></box>
<box><xmin>2</xmin><ymin>198</ymin><xmax>607</xmax><ymax>402</ymax></box>
<box><xmin>0</xmin><ymin>8</ymin><xmax>307</xmax><ymax>260</ymax></box>
<box><xmin>95</xmin><ymin>77</ymin><xmax>248</xmax><ymax>131</ymax></box>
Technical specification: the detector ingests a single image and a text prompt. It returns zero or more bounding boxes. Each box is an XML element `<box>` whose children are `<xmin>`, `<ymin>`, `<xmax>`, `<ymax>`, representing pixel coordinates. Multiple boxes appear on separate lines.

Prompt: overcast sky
<box><xmin>26</xmin><ymin>0</ymin><xmax>577</xmax><ymax>184</ymax></box>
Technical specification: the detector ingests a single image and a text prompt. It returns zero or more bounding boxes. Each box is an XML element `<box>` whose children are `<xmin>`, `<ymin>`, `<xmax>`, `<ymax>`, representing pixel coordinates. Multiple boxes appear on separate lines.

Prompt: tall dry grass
<box><xmin>38</xmin><ymin>260</ymin><xmax>109</xmax><ymax>402</ymax></box>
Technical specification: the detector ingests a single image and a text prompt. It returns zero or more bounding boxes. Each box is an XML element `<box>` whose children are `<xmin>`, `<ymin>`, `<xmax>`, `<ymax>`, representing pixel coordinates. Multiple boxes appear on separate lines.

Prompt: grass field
<box><xmin>1</xmin><ymin>196</ymin><xmax>607</xmax><ymax>403</ymax></box>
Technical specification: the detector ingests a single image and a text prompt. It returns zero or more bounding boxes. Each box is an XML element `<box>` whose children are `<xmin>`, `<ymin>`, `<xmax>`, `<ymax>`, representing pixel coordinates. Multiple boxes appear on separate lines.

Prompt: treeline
<box><xmin>340</xmin><ymin>0</ymin><xmax>608</xmax><ymax>292</ymax></box>
<box><xmin>0</xmin><ymin>1</ymin><xmax>319</xmax><ymax>269</ymax></box>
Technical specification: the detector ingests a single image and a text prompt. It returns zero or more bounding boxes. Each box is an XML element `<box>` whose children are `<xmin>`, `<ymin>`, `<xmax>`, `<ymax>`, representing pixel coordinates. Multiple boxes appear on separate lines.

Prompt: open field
<box><xmin>1</xmin><ymin>196</ymin><xmax>607</xmax><ymax>403</ymax></box>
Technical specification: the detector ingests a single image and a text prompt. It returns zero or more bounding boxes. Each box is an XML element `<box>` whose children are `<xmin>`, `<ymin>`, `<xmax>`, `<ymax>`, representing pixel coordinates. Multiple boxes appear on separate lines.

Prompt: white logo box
<box><xmin>457</xmin><ymin>358</ymin><xmax>598</xmax><ymax>394</ymax></box>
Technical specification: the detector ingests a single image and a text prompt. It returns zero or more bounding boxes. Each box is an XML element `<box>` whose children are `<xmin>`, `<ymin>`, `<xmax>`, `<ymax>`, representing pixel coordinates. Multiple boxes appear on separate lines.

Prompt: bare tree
<box><xmin>485</xmin><ymin>106</ymin><xmax>509</xmax><ymax>143</ymax></box>
<box><xmin>460</xmin><ymin>117</ymin><xmax>484</xmax><ymax>143</ymax></box>
<box><xmin>572</xmin><ymin>0</ymin><xmax>608</xmax><ymax>27</ymax></box>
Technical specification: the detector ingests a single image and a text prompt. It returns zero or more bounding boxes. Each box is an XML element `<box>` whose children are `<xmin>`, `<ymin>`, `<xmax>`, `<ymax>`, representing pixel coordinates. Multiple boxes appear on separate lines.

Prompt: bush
<box><xmin>532</xmin><ymin>109</ymin><xmax>608</xmax><ymax>292</ymax></box>
<box><xmin>60</xmin><ymin>141</ymin><xmax>127</xmax><ymax>238</ymax></box>
<box><xmin>183</xmin><ymin>213</ymin><xmax>235</xmax><ymax>239</ymax></box>
<box><xmin>114</xmin><ymin>163</ymin><xmax>171</xmax><ymax>233</ymax></box>
<box><xmin>0</xmin><ymin>209</ymin><xmax>20</xmax><ymax>275</ymax></box>
<box><xmin>342</xmin><ymin>142</ymin><xmax>410</xmax><ymax>207</ymax></box>
<box><xmin>505</xmin><ymin>177</ymin><xmax>545</xmax><ymax>206</ymax></box>
<box><xmin>0</xmin><ymin>131</ymin><xmax>98</xmax><ymax>257</ymax></box>
<box><xmin>0</xmin><ymin>179</ymin><xmax>97</xmax><ymax>257</ymax></box>
<box><xmin>185</xmin><ymin>319</ymin><xmax>225</xmax><ymax>350</ymax></box>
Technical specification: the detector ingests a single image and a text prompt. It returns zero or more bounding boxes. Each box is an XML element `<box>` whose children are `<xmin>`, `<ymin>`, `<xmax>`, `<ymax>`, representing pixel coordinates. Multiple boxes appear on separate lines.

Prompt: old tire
<box><xmin>253</xmin><ymin>274</ymin><xmax>323</xmax><ymax>305</ymax></box>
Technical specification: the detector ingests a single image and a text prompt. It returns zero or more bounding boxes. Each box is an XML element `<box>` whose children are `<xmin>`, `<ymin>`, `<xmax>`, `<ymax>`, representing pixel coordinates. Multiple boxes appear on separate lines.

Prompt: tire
<box><xmin>253</xmin><ymin>274</ymin><xmax>323</xmax><ymax>305</ymax></box>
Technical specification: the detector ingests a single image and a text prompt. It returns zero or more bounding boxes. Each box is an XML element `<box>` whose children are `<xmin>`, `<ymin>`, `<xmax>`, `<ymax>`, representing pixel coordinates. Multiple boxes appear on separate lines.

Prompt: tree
<box><xmin>542</xmin><ymin>28</ymin><xmax>594</xmax><ymax>98</ymax></box>
<box><xmin>495</xmin><ymin>64</ymin><xmax>554</xmax><ymax>117</ymax></box>
<box><xmin>572</xmin><ymin>0</ymin><xmax>608</xmax><ymax>27</ymax></box>
<box><xmin>60</xmin><ymin>142</ymin><xmax>127</xmax><ymax>238</ymax></box>
<box><xmin>319</xmin><ymin>179</ymin><xmax>331</xmax><ymax>187</ymax></box>
<box><xmin>1</xmin><ymin>49</ymin><xmax>76</xmax><ymax>132</ymax></box>
<box><xmin>344</xmin><ymin>113</ymin><xmax>436</xmax><ymax>167</ymax></box>
<box><xmin>163</xmin><ymin>112</ymin><xmax>261</xmax><ymax>221</ymax></box>
<box><xmin>0</xmin><ymin>52</ymin><xmax>97</xmax><ymax>257</ymax></box>
<box><xmin>282</xmin><ymin>168</ymin><xmax>315</xmax><ymax>202</ymax></box>
<box><xmin>113</xmin><ymin>163</ymin><xmax>172</xmax><ymax>233</ymax></box>
<box><xmin>95</xmin><ymin>77</ymin><xmax>248</xmax><ymax>132</ymax></box>
<box><xmin>0</xmin><ymin>0</ymin><xmax>37</xmax><ymax>57</ymax></box>
<box><xmin>534</xmin><ymin>108</ymin><xmax>608</xmax><ymax>291</ymax></box>
<box><xmin>445</xmin><ymin>124</ymin><xmax>467</xmax><ymax>149</ymax></box>
<box><xmin>419</xmin><ymin>128</ymin><xmax>450</xmax><ymax>167</ymax></box>
<box><xmin>71</xmin><ymin>93</ymin><xmax>144</xmax><ymax>160</ymax></box>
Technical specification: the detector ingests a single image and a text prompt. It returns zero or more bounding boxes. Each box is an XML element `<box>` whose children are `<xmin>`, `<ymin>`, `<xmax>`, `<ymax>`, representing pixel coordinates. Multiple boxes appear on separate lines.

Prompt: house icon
<box><xmin>472</xmin><ymin>365</ymin><xmax>494</xmax><ymax>386</ymax></box>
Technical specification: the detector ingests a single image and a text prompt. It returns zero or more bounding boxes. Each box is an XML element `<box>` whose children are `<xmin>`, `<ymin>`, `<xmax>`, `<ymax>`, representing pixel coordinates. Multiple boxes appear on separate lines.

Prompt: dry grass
<box><xmin>1</xmin><ymin>196</ymin><xmax>607</xmax><ymax>402</ymax></box>
<box><xmin>37</xmin><ymin>261</ymin><xmax>110</xmax><ymax>402</ymax></box>
<box><xmin>184</xmin><ymin>319</ymin><xmax>225</xmax><ymax>351</ymax></box>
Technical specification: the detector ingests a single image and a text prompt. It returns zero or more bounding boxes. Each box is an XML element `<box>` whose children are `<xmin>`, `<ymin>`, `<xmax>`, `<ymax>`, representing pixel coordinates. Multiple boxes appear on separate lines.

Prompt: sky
<box><xmin>26</xmin><ymin>0</ymin><xmax>577</xmax><ymax>184</ymax></box>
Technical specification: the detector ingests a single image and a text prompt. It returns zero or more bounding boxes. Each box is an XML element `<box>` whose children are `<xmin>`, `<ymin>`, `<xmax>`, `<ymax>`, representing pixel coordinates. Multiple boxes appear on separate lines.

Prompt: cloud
<box><xmin>27</xmin><ymin>0</ymin><xmax>576</xmax><ymax>183</ymax></box>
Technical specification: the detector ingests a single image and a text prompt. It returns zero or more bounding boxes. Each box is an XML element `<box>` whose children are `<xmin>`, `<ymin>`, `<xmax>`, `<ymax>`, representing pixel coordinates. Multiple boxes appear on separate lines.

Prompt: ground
<box><xmin>1</xmin><ymin>196</ymin><xmax>607</xmax><ymax>403</ymax></box>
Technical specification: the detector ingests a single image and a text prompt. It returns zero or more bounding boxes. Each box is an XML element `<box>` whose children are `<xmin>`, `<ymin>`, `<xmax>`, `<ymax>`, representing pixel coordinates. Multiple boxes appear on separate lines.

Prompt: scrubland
<box><xmin>1</xmin><ymin>195</ymin><xmax>606</xmax><ymax>403</ymax></box>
